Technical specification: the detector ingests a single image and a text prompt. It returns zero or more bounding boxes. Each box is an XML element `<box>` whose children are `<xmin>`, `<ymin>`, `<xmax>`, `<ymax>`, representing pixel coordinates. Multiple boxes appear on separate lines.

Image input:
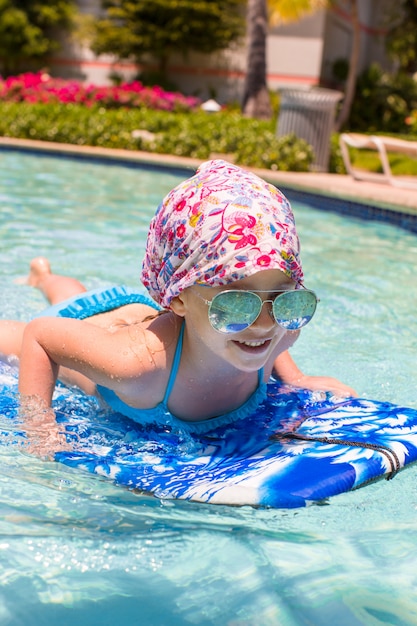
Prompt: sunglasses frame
<box><xmin>191</xmin><ymin>286</ymin><xmax>319</xmax><ymax>334</ymax></box>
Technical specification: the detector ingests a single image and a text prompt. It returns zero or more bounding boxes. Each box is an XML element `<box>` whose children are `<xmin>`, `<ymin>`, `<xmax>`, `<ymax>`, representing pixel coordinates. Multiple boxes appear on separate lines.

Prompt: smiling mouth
<box><xmin>234</xmin><ymin>338</ymin><xmax>272</xmax><ymax>351</ymax></box>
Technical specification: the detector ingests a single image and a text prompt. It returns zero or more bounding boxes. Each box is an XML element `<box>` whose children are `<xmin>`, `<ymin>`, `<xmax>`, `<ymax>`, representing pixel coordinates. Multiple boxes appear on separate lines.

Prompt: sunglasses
<box><xmin>192</xmin><ymin>287</ymin><xmax>318</xmax><ymax>334</ymax></box>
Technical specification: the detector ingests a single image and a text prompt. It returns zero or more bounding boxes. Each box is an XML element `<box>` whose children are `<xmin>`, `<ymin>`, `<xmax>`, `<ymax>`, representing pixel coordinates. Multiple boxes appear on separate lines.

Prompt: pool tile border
<box><xmin>278</xmin><ymin>186</ymin><xmax>417</xmax><ymax>234</ymax></box>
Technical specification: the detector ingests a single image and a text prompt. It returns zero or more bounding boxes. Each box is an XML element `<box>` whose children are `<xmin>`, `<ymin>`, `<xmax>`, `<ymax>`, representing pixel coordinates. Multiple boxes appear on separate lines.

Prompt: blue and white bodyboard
<box><xmin>1</xmin><ymin>360</ymin><xmax>417</xmax><ymax>508</ymax></box>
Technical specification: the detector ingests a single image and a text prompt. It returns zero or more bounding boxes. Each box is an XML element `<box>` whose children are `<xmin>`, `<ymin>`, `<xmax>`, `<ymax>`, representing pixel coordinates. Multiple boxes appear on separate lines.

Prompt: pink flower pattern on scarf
<box><xmin>141</xmin><ymin>160</ymin><xmax>303</xmax><ymax>308</ymax></box>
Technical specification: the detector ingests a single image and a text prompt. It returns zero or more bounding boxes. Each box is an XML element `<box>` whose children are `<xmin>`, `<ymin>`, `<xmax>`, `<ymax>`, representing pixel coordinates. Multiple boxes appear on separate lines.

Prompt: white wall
<box><xmin>267</xmin><ymin>11</ymin><xmax>326</xmax><ymax>90</ymax></box>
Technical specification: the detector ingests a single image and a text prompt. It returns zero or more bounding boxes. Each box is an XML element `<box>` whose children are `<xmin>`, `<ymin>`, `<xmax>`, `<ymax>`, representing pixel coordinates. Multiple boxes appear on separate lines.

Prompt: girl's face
<box><xmin>171</xmin><ymin>269</ymin><xmax>300</xmax><ymax>373</ymax></box>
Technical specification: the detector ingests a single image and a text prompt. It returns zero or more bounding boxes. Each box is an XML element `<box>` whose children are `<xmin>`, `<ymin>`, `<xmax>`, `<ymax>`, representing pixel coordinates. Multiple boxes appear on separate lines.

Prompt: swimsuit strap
<box><xmin>162</xmin><ymin>319</ymin><xmax>185</xmax><ymax>406</ymax></box>
<box><xmin>258</xmin><ymin>367</ymin><xmax>264</xmax><ymax>385</ymax></box>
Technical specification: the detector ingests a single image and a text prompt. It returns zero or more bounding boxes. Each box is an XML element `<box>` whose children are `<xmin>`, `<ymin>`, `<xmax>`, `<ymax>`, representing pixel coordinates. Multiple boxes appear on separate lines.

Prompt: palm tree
<box><xmin>242</xmin><ymin>0</ymin><xmax>360</xmax><ymax>130</ymax></box>
<box><xmin>242</xmin><ymin>0</ymin><xmax>329</xmax><ymax>119</ymax></box>
<box><xmin>242</xmin><ymin>0</ymin><xmax>272</xmax><ymax>119</ymax></box>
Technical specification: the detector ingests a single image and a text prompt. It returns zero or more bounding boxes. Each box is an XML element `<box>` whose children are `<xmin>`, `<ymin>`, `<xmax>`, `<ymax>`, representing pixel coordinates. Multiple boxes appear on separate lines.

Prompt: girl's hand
<box><xmin>273</xmin><ymin>351</ymin><xmax>357</xmax><ymax>398</ymax></box>
<box><xmin>287</xmin><ymin>373</ymin><xmax>357</xmax><ymax>398</ymax></box>
<box><xmin>19</xmin><ymin>395</ymin><xmax>71</xmax><ymax>460</ymax></box>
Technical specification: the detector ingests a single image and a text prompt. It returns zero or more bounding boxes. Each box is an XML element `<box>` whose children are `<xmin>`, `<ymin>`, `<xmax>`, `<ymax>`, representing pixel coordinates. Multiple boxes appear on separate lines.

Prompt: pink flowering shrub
<box><xmin>0</xmin><ymin>72</ymin><xmax>201</xmax><ymax>112</ymax></box>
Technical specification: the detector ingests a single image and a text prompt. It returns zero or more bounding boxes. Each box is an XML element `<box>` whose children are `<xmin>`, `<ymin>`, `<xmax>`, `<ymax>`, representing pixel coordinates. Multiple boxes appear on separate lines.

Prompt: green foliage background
<box><xmin>92</xmin><ymin>0</ymin><xmax>246</xmax><ymax>77</ymax></box>
<box><xmin>0</xmin><ymin>102</ymin><xmax>314</xmax><ymax>171</ymax></box>
<box><xmin>0</xmin><ymin>0</ymin><xmax>76</xmax><ymax>76</ymax></box>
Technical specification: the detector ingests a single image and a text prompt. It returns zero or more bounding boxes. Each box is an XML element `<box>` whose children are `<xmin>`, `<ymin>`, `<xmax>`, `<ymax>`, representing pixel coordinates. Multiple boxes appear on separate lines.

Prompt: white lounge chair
<box><xmin>339</xmin><ymin>133</ymin><xmax>417</xmax><ymax>189</ymax></box>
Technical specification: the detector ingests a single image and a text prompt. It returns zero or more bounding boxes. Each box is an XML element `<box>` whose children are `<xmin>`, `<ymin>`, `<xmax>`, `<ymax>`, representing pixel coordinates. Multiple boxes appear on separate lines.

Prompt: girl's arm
<box><xmin>273</xmin><ymin>350</ymin><xmax>357</xmax><ymax>397</ymax></box>
<box><xmin>18</xmin><ymin>316</ymin><xmax>161</xmax><ymax>406</ymax></box>
<box><xmin>19</xmin><ymin>319</ymin><xmax>59</xmax><ymax>406</ymax></box>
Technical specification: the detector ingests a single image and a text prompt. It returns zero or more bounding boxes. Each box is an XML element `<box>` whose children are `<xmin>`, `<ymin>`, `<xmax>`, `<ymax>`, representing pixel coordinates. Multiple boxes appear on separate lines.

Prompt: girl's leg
<box><xmin>0</xmin><ymin>258</ymin><xmax>87</xmax><ymax>359</ymax></box>
<box><xmin>0</xmin><ymin>258</ymin><xmax>96</xmax><ymax>393</ymax></box>
<box><xmin>0</xmin><ymin>252</ymin><xmax>86</xmax><ymax>357</ymax></box>
<box><xmin>25</xmin><ymin>257</ymin><xmax>87</xmax><ymax>305</ymax></box>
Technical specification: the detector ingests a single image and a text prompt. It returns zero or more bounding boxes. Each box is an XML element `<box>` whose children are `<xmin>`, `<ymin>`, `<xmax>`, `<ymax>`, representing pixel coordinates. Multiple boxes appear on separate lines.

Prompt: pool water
<box><xmin>0</xmin><ymin>150</ymin><xmax>417</xmax><ymax>626</ymax></box>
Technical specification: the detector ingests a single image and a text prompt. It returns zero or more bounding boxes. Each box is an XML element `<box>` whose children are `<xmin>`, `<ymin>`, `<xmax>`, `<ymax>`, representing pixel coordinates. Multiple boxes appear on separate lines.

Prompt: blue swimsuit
<box><xmin>39</xmin><ymin>285</ymin><xmax>267</xmax><ymax>434</ymax></box>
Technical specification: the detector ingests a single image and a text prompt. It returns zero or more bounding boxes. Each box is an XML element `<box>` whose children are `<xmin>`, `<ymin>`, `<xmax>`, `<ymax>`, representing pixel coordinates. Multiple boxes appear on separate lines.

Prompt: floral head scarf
<box><xmin>141</xmin><ymin>160</ymin><xmax>303</xmax><ymax>308</ymax></box>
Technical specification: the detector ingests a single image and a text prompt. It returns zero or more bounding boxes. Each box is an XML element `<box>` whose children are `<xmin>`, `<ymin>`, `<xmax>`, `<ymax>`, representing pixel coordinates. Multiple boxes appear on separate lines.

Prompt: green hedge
<box><xmin>0</xmin><ymin>102</ymin><xmax>314</xmax><ymax>171</ymax></box>
<box><xmin>348</xmin><ymin>64</ymin><xmax>417</xmax><ymax>134</ymax></box>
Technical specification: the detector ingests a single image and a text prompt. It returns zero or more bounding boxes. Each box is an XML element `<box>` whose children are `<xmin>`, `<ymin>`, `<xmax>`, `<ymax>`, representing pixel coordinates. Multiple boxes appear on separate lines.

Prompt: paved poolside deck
<box><xmin>1</xmin><ymin>137</ymin><xmax>416</xmax><ymax>215</ymax></box>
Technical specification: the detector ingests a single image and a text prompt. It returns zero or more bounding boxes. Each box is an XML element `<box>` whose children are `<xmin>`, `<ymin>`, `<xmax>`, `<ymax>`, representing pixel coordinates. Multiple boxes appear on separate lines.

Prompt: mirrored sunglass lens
<box><xmin>272</xmin><ymin>290</ymin><xmax>317</xmax><ymax>329</ymax></box>
<box><xmin>208</xmin><ymin>291</ymin><xmax>260</xmax><ymax>333</ymax></box>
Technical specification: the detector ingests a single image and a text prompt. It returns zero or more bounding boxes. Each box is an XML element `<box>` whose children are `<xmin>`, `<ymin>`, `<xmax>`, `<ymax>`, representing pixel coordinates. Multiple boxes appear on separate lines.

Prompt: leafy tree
<box><xmin>0</xmin><ymin>0</ymin><xmax>76</xmax><ymax>76</ymax></box>
<box><xmin>91</xmin><ymin>0</ymin><xmax>246</xmax><ymax>81</ymax></box>
<box><xmin>349</xmin><ymin>63</ymin><xmax>417</xmax><ymax>133</ymax></box>
<box><xmin>385</xmin><ymin>0</ymin><xmax>417</xmax><ymax>73</ymax></box>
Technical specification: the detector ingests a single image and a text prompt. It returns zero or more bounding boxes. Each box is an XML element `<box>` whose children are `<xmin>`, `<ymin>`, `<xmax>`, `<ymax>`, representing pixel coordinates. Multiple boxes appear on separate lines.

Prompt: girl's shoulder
<box><xmin>101</xmin><ymin>312</ymin><xmax>182</xmax><ymax>406</ymax></box>
<box><xmin>105</xmin><ymin>310</ymin><xmax>179</xmax><ymax>368</ymax></box>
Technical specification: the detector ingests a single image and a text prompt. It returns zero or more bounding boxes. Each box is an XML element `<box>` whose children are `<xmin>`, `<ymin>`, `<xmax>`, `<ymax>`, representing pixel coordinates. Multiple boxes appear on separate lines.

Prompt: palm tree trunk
<box><xmin>335</xmin><ymin>0</ymin><xmax>360</xmax><ymax>131</ymax></box>
<box><xmin>242</xmin><ymin>0</ymin><xmax>273</xmax><ymax>120</ymax></box>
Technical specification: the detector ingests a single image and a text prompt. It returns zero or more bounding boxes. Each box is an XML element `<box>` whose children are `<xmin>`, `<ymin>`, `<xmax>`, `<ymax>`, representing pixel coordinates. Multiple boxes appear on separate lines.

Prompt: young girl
<box><xmin>0</xmin><ymin>160</ymin><xmax>355</xmax><ymax>434</ymax></box>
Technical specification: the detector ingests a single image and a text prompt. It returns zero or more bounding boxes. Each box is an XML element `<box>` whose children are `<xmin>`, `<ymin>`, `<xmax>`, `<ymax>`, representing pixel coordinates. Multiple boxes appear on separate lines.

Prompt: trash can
<box><xmin>276</xmin><ymin>88</ymin><xmax>343</xmax><ymax>171</ymax></box>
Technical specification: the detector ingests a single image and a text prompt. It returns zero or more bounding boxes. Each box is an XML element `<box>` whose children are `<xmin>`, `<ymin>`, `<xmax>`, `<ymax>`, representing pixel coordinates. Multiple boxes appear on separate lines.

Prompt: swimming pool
<box><xmin>1</xmin><ymin>149</ymin><xmax>417</xmax><ymax>625</ymax></box>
